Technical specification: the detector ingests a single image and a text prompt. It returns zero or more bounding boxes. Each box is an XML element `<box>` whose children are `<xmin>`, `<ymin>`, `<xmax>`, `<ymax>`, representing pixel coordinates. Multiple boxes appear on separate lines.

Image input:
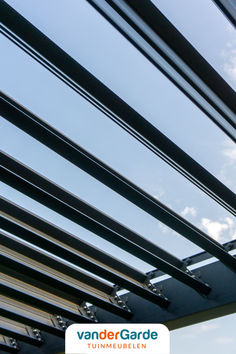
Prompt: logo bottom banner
<box><xmin>66</xmin><ymin>323</ymin><xmax>170</xmax><ymax>354</ymax></box>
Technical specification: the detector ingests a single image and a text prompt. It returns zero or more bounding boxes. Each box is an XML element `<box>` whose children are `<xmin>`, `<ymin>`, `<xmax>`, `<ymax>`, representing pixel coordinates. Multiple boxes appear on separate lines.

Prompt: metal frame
<box><xmin>2</xmin><ymin>153</ymin><xmax>223</xmax><ymax>295</ymax></box>
<box><xmin>1</xmin><ymin>151</ymin><xmax>235</xmax><ymax>275</ymax></box>
<box><xmin>1</xmin><ymin>2</ymin><xmax>236</xmax><ymax>216</ymax></box>
<box><xmin>0</xmin><ymin>243</ymin><xmax>132</xmax><ymax>319</ymax></box>
<box><xmin>0</xmin><ymin>296</ymin><xmax>65</xmax><ymax>338</ymax></box>
<box><xmin>0</xmin><ymin>274</ymin><xmax>96</xmax><ymax>324</ymax></box>
<box><xmin>0</xmin><ymin>199</ymin><xmax>171</xmax><ymax>305</ymax></box>
<box><xmin>0</xmin><ymin>227</ymin><xmax>167</xmax><ymax>307</ymax></box>
<box><xmin>95</xmin><ymin>256</ymin><xmax>236</xmax><ymax>328</ymax></box>
<box><xmin>0</xmin><ymin>0</ymin><xmax>236</xmax><ymax>352</ymax></box>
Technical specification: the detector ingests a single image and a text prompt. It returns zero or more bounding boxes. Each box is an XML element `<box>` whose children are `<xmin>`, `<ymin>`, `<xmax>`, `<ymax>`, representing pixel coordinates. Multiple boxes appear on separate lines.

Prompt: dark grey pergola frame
<box><xmin>0</xmin><ymin>0</ymin><xmax>236</xmax><ymax>353</ymax></box>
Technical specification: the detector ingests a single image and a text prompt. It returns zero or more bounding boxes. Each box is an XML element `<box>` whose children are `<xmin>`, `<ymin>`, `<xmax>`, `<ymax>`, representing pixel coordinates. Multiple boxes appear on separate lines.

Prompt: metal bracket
<box><xmin>54</xmin><ymin>316</ymin><xmax>68</xmax><ymax>330</ymax></box>
<box><xmin>143</xmin><ymin>275</ymin><xmax>169</xmax><ymax>302</ymax></box>
<box><xmin>78</xmin><ymin>302</ymin><xmax>97</xmax><ymax>322</ymax></box>
<box><xmin>8</xmin><ymin>337</ymin><xmax>20</xmax><ymax>350</ymax></box>
<box><xmin>109</xmin><ymin>293</ymin><xmax>131</xmax><ymax>312</ymax></box>
<box><xmin>30</xmin><ymin>328</ymin><xmax>43</xmax><ymax>342</ymax></box>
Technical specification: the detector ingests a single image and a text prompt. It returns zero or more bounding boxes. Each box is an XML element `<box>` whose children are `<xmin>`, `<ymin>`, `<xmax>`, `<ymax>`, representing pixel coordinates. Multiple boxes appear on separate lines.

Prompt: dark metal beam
<box><xmin>0</xmin><ymin>153</ymin><xmax>214</xmax><ymax>295</ymax></box>
<box><xmin>0</xmin><ymin>1</ymin><xmax>235</xmax><ymax>215</ymax></box>
<box><xmin>87</xmin><ymin>0</ymin><xmax>236</xmax><ymax>142</ymax></box>
<box><xmin>0</xmin><ymin>225</ymin><xmax>167</xmax><ymax>306</ymax></box>
<box><xmin>213</xmin><ymin>0</ymin><xmax>236</xmax><ymax>27</ymax></box>
<box><xmin>1</xmin><ymin>152</ymin><xmax>235</xmax><ymax>278</ymax></box>
<box><xmin>0</xmin><ymin>93</ymin><xmax>184</xmax><ymax>271</ymax></box>
<box><xmin>0</xmin><ymin>244</ymin><xmax>133</xmax><ymax>318</ymax></box>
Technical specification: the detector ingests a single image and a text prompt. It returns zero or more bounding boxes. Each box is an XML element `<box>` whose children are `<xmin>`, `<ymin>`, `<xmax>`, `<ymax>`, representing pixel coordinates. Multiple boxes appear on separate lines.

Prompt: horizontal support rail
<box><xmin>0</xmin><ymin>245</ymin><xmax>133</xmax><ymax>318</ymax></box>
<box><xmin>94</xmin><ymin>258</ymin><xmax>236</xmax><ymax>328</ymax></box>
<box><xmin>0</xmin><ymin>2</ymin><xmax>235</xmax><ymax>215</ymax></box>
<box><xmin>0</xmin><ymin>153</ymin><xmax>214</xmax><ymax>294</ymax></box>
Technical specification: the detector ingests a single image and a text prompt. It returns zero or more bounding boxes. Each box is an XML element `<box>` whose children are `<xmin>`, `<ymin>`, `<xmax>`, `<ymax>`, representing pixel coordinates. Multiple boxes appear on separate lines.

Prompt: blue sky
<box><xmin>0</xmin><ymin>0</ymin><xmax>235</xmax><ymax>353</ymax></box>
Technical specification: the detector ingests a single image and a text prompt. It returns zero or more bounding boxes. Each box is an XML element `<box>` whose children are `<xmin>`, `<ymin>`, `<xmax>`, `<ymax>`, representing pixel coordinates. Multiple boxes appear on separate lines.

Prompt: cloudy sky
<box><xmin>0</xmin><ymin>0</ymin><xmax>235</xmax><ymax>353</ymax></box>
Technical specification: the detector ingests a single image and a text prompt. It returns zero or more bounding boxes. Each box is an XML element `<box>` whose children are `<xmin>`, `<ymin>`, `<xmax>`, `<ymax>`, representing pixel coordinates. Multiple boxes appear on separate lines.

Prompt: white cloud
<box><xmin>181</xmin><ymin>206</ymin><xmax>197</xmax><ymax>218</ymax></box>
<box><xmin>226</xmin><ymin>23</ymin><xmax>234</xmax><ymax>33</ymax></box>
<box><xmin>223</xmin><ymin>48</ymin><xmax>236</xmax><ymax>82</ymax></box>
<box><xmin>199</xmin><ymin>323</ymin><xmax>219</xmax><ymax>332</ymax></box>
<box><xmin>180</xmin><ymin>323</ymin><xmax>219</xmax><ymax>339</ymax></box>
<box><xmin>222</xmin><ymin>40</ymin><xmax>236</xmax><ymax>82</ymax></box>
<box><xmin>158</xmin><ymin>222</ymin><xmax>169</xmax><ymax>234</ymax></box>
<box><xmin>201</xmin><ymin>217</ymin><xmax>236</xmax><ymax>242</ymax></box>
<box><xmin>222</xmin><ymin>140</ymin><xmax>236</xmax><ymax>162</ymax></box>
<box><xmin>216</xmin><ymin>336</ymin><xmax>235</xmax><ymax>344</ymax></box>
<box><xmin>153</xmin><ymin>186</ymin><xmax>165</xmax><ymax>200</ymax></box>
<box><xmin>218</xmin><ymin>140</ymin><xmax>236</xmax><ymax>189</ymax></box>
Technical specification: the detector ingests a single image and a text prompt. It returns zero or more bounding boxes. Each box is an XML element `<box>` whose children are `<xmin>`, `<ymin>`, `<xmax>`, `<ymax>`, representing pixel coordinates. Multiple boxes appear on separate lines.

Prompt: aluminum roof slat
<box><xmin>0</xmin><ymin>247</ymin><xmax>131</xmax><ymax>318</ymax></box>
<box><xmin>0</xmin><ymin>3</ymin><xmax>235</xmax><ymax>215</ymax></box>
<box><xmin>0</xmin><ymin>307</ymin><xmax>64</xmax><ymax>339</ymax></box>
<box><xmin>0</xmin><ymin>92</ymin><xmax>183</xmax><ymax>270</ymax></box>
<box><xmin>0</xmin><ymin>154</ymin><xmax>213</xmax><ymax>295</ymax></box>
<box><xmin>0</xmin><ymin>197</ymin><xmax>146</xmax><ymax>283</ymax></box>
<box><xmin>88</xmin><ymin>0</ymin><xmax>236</xmax><ymax>140</ymax></box>
<box><xmin>0</xmin><ymin>231</ymin><xmax>114</xmax><ymax>296</ymax></box>
<box><xmin>0</xmin><ymin>222</ymin><xmax>168</xmax><ymax>306</ymax></box>
<box><xmin>1</xmin><ymin>151</ymin><xmax>235</xmax><ymax>276</ymax></box>
<box><xmin>213</xmin><ymin>0</ymin><xmax>236</xmax><ymax>27</ymax></box>
<box><xmin>0</xmin><ymin>319</ymin><xmax>42</xmax><ymax>347</ymax></box>
<box><xmin>0</xmin><ymin>277</ymin><xmax>94</xmax><ymax>324</ymax></box>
